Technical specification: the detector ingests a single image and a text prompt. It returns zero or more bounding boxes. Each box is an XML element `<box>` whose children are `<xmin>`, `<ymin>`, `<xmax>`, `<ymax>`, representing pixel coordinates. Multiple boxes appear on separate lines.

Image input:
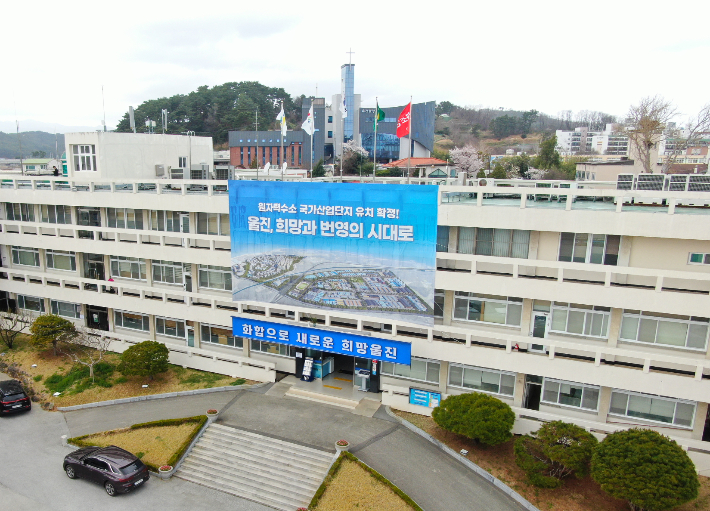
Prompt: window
<box><xmin>150</xmin><ymin>210</ymin><xmax>187</xmax><ymax>233</ymax></box>
<box><xmin>110</xmin><ymin>256</ymin><xmax>146</xmax><ymax>280</ymax></box>
<box><xmin>72</xmin><ymin>144</ymin><xmax>96</xmax><ymax>171</ymax></box>
<box><xmin>541</xmin><ymin>378</ymin><xmax>599</xmax><ymax>410</ymax></box>
<box><xmin>178</xmin><ymin>157</ymin><xmax>187</xmax><ymax>168</ymax></box>
<box><xmin>619</xmin><ymin>310</ymin><xmax>709</xmax><ymax>350</ymax></box>
<box><xmin>688</xmin><ymin>253</ymin><xmax>710</xmax><ymax>265</ymax></box>
<box><xmin>328</xmin><ymin>116</ymin><xmax>333</xmax><ymax>123</ymax></box>
<box><xmin>51</xmin><ymin>300</ymin><xmax>81</xmax><ymax>319</ymax></box>
<box><xmin>40</xmin><ymin>204</ymin><xmax>71</xmax><ymax>224</ymax></box>
<box><xmin>198</xmin><ymin>265</ymin><xmax>232</xmax><ymax>290</ymax></box>
<box><xmin>381</xmin><ymin>357</ymin><xmax>440</xmax><ymax>383</ymax></box>
<box><xmin>107</xmin><ymin>208</ymin><xmax>143</xmax><ymax>229</ymax></box>
<box><xmin>558</xmin><ymin>233</ymin><xmax>620</xmax><ymax>265</ymax></box>
<box><xmin>114</xmin><ymin>310</ymin><xmax>150</xmax><ymax>331</ymax></box>
<box><xmin>250</xmin><ymin>339</ymin><xmax>294</xmax><ymax>357</ymax></box>
<box><xmin>453</xmin><ymin>293</ymin><xmax>522</xmax><ymax>326</ymax></box>
<box><xmin>155</xmin><ymin>317</ymin><xmax>185</xmax><ymax>338</ymax></box>
<box><xmin>434</xmin><ymin>289</ymin><xmax>445</xmax><ymax>318</ymax></box>
<box><xmin>5</xmin><ymin>203</ymin><xmax>34</xmax><ymax>222</ymax></box>
<box><xmin>550</xmin><ymin>303</ymin><xmax>610</xmax><ymax>338</ymax></box>
<box><xmin>457</xmin><ymin>228</ymin><xmax>529</xmax><ymax>258</ymax></box>
<box><xmin>448</xmin><ymin>363</ymin><xmax>515</xmax><ymax>396</ymax></box>
<box><xmin>152</xmin><ymin>260</ymin><xmax>187</xmax><ymax>285</ymax></box>
<box><xmin>11</xmin><ymin>246</ymin><xmax>40</xmax><ymax>267</ymax></box>
<box><xmin>46</xmin><ymin>250</ymin><xmax>76</xmax><ymax>272</ymax></box>
<box><xmin>196</xmin><ymin>213</ymin><xmax>229</xmax><ymax>235</ymax></box>
<box><xmin>17</xmin><ymin>294</ymin><xmax>45</xmax><ymax>313</ymax></box>
<box><xmin>436</xmin><ymin>226</ymin><xmax>450</xmax><ymax>252</ymax></box>
<box><xmin>201</xmin><ymin>324</ymin><xmax>243</xmax><ymax>348</ymax></box>
<box><xmin>327</xmin><ymin>131</ymin><xmax>333</xmax><ymax>138</ymax></box>
<box><xmin>609</xmin><ymin>390</ymin><xmax>695</xmax><ymax>428</ymax></box>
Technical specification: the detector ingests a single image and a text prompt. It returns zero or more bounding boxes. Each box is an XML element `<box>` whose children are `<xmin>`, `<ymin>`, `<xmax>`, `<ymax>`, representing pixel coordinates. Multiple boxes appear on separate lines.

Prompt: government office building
<box><xmin>2</xmin><ymin>132</ymin><xmax>710</xmax><ymax>474</ymax></box>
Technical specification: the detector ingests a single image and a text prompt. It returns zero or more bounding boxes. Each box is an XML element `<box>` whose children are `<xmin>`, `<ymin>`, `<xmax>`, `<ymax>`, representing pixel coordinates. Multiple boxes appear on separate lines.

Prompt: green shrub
<box><xmin>515</xmin><ymin>421</ymin><xmax>598</xmax><ymax>488</ymax></box>
<box><xmin>230</xmin><ymin>378</ymin><xmax>247</xmax><ymax>386</ymax></box>
<box><xmin>118</xmin><ymin>341</ymin><xmax>169</xmax><ymax>380</ymax></box>
<box><xmin>114</xmin><ymin>376</ymin><xmax>128</xmax><ymax>384</ymax></box>
<box><xmin>592</xmin><ymin>428</ymin><xmax>699</xmax><ymax>511</ymax></box>
<box><xmin>33</xmin><ymin>375</ymin><xmax>42</xmax><ymax>382</ymax></box>
<box><xmin>432</xmin><ymin>392</ymin><xmax>515</xmax><ymax>446</ymax></box>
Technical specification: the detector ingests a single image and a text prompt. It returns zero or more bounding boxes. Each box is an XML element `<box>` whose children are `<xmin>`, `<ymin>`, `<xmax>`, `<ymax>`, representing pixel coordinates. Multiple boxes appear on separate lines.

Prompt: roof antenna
<box><xmin>13</xmin><ymin>93</ymin><xmax>23</xmax><ymax>175</ymax></box>
<box><xmin>102</xmin><ymin>85</ymin><xmax>107</xmax><ymax>132</ymax></box>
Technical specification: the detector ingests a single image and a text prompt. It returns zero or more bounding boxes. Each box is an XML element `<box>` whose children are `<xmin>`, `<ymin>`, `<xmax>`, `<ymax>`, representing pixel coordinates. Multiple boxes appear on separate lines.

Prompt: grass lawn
<box><xmin>312</xmin><ymin>454</ymin><xmax>420</xmax><ymax>511</ymax></box>
<box><xmin>1</xmin><ymin>334</ymin><xmax>254</xmax><ymax>409</ymax></box>
<box><xmin>68</xmin><ymin>416</ymin><xmax>206</xmax><ymax>471</ymax></box>
<box><xmin>393</xmin><ymin>411</ymin><xmax>710</xmax><ymax>511</ymax></box>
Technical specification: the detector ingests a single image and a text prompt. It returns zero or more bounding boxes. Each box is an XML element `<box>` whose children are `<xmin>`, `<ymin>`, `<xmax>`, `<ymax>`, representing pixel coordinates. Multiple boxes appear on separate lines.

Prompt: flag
<box><xmin>301</xmin><ymin>104</ymin><xmax>314</xmax><ymax>136</ymax></box>
<box><xmin>396</xmin><ymin>103</ymin><xmax>411</xmax><ymax>138</ymax></box>
<box><xmin>276</xmin><ymin>103</ymin><xmax>287</xmax><ymax>137</ymax></box>
<box><xmin>340</xmin><ymin>96</ymin><xmax>348</xmax><ymax>119</ymax></box>
<box><xmin>373</xmin><ymin>102</ymin><xmax>385</xmax><ymax>131</ymax></box>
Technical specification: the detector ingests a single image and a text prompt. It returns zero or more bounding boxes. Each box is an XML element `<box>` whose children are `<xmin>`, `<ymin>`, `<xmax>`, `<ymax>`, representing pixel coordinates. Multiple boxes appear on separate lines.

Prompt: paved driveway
<box><xmin>0</xmin><ymin>397</ymin><xmax>270</xmax><ymax>511</ymax></box>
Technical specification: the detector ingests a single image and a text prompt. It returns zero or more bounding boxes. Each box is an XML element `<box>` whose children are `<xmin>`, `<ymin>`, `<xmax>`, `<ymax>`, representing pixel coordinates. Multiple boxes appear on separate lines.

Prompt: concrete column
<box><xmin>145</xmin><ymin>259</ymin><xmax>153</xmax><ymax>286</ymax></box>
<box><xmin>76</xmin><ymin>252</ymin><xmax>85</xmax><ymax>279</ymax></box>
<box><xmin>527</xmin><ymin>231</ymin><xmax>539</xmax><ymax>260</ymax></box>
<box><xmin>607</xmin><ymin>308</ymin><xmax>622</xmax><ymax>348</ymax></box>
<box><xmin>44</xmin><ymin>297</ymin><xmax>51</xmax><ymax>315</ymax></box>
<box><xmin>447</xmin><ymin>226</ymin><xmax>458</xmax><ymax>254</ymax></box>
<box><xmin>443</xmin><ymin>290</ymin><xmax>454</xmax><ymax>326</ymax></box>
<box><xmin>148</xmin><ymin>314</ymin><xmax>156</xmax><ymax>340</ymax></box>
<box><xmin>616</xmin><ymin>236</ymin><xmax>631</xmax><ymax>285</ymax></box>
<box><xmin>193</xmin><ymin>322</ymin><xmax>201</xmax><ymax>349</ymax></box>
<box><xmin>191</xmin><ymin>263</ymin><xmax>198</xmax><ymax>291</ymax></box>
<box><xmin>597</xmin><ymin>386</ymin><xmax>612</xmax><ymax>423</ymax></box>
<box><xmin>438</xmin><ymin>361</ymin><xmax>449</xmax><ymax>394</ymax></box>
<box><xmin>242</xmin><ymin>334</ymin><xmax>251</xmax><ymax>357</ymax></box>
<box><xmin>104</xmin><ymin>254</ymin><xmax>111</xmax><ymax>279</ymax></box>
<box><xmin>520</xmin><ymin>299</ymin><xmax>533</xmax><ymax>336</ymax></box>
<box><xmin>38</xmin><ymin>248</ymin><xmax>46</xmax><ymax>272</ymax></box>
<box><xmin>107</xmin><ymin>308</ymin><xmax>115</xmax><ymax>332</ymax></box>
<box><xmin>692</xmin><ymin>402</ymin><xmax>708</xmax><ymax>440</ymax></box>
<box><xmin>513</xmin><ymin>373</ymin><xmax>525</xmax><ymax>408</ymax></box>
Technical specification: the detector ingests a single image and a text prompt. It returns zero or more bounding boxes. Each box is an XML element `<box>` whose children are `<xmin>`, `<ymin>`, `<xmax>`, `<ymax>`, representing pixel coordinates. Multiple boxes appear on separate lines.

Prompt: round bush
<box><xmin>432</xmin><ymin>392</ymin><xmax>515</xmax><ymax>446</ymax></box>
<box><xmin>591</xmin><ymin>428</ymin><xmax>699</xmax><ymax>511</ymax></box>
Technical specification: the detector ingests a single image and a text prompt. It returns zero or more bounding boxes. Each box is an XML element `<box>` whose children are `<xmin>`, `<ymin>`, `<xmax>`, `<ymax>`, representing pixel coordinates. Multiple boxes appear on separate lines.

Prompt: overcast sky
<box><xmin>2</xmin><ymin>0</ymin><xmax>709</xmax><ymax>132</ymax></box>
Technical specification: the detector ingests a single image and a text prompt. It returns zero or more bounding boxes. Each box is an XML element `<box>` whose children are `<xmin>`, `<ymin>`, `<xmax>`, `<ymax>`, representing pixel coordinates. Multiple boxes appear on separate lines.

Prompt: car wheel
<box><xmin>65</xmin><ymin>465</ymin><xmax>76</xmax><ymax>479</ymax></box>
<box><xmin>105</xmin><ymin>482</ymin><xmax>116</xmax><ymax>497</ymax></box>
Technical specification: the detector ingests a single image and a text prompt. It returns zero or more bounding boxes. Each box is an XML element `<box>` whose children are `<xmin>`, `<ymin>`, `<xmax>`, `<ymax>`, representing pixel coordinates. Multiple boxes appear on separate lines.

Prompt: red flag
<box><xmin>396</xmin><ymin>103</ymin><xmax>411</xmax><ymax>138</ymax></box>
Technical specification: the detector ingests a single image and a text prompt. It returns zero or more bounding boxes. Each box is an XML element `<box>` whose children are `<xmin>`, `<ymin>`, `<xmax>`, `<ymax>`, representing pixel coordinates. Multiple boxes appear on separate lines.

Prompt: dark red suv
<box><xmin>63</xmin><ymin>445</ymin><xmax>150</xmax><ymax>496</ymax></box>
<box><xmin>0</xmin><ymin>380</ymin><xmax>31</xmax><ymax>414</ymax></box>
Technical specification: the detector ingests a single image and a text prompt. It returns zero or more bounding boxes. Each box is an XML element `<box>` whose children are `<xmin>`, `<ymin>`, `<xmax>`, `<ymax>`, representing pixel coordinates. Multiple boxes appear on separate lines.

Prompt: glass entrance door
<box><xmin>186</xmin><ymin>326</ymin><xmax>194</xmax><ymax>347</ymax></box>
<box><xmin>530</xmin><ymin>313</ymin><xmax>548</xmax><ymax>353</ymax></box>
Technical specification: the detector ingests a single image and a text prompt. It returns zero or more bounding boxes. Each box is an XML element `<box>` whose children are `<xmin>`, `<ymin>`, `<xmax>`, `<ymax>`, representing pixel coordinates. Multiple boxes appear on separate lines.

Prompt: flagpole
<box><xmin>280</xmin><ymin>101</ymin><xmax>285</xmax><ymax>181</ymax></box>
<box><xmin>407</xmin><ymin>97</ymin><xmax>412</xmax><ymax>185</ymax></box>
<box><xmin>255</xmin><ymin>107</ymin><xmax>259</xmax><ymax>181</ymax></box>
<box><xmin>373</xmin><ymin>98</ymin><xmax>378</xmax><ymax>183</ymax></box>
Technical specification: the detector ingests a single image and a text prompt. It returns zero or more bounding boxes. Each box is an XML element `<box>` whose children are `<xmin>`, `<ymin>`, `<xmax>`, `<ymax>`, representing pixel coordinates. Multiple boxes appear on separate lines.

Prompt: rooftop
<box><xmin>383</xmin><ymin>157</ymin><xmax>449</xmax><ymax>168</ymax></box>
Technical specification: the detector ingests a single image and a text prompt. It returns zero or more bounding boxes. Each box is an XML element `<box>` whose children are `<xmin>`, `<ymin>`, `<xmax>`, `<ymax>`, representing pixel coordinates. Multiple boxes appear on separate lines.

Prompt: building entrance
<box><xmin>294</xmin><ymin>349</ymin><xmax>380</xmax><ymax>394</ymax></box>
<box><xmin>524</xmin><ymin>374</ymin><xmax>543</xmax><ymax>411</ymax></box>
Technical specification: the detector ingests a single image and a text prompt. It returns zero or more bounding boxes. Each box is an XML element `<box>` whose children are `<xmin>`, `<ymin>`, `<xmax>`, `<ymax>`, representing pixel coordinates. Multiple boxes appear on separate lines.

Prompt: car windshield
<box><xmin>1</xmin><ymin>393</ymin><xmax>25</xmax><ymax>402</ymax></box>
<box><xmin>119</xmin><ymin>461</ymin><xmax>143</xmax><ymax>475</ymax></box>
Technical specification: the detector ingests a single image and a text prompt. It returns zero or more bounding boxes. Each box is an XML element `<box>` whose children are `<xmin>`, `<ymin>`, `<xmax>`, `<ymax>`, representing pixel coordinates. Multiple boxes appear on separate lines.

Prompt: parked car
<box><xmin>63</xmin><ymin>445</ymin><xmax>150</xmax><ymax>496</ymax></box>
<box><xmin>0</xmin><ymin>379</ymin><xmax>31</xmax><ymax>414</ymax></box>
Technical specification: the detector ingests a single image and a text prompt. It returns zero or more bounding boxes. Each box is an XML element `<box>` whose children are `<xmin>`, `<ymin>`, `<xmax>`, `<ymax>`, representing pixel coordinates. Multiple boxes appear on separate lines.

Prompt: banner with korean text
<box><xmin>233</xmin><ymin>317</ymin><xmax>412</xmax><ymax>365</ymax></box>
<box><xmin>228</xmin><ymin>181</ymin><xmax>438</xmax><ymax>326</ymax></box>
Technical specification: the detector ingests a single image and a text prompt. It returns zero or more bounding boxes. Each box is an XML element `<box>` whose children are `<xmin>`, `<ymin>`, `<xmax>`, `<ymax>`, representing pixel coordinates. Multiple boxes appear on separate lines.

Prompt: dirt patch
<box><xmin>314</xmin><ymin>459</ymin><xmax>415</xmax><ymax>511</ymax></box>
<box><xmin>72</xmin><ymin>423</ymin><xmax>197</xmax><ymax>469</ymax></box>
<box><xmin>2</xmin><ymin>335</ymin><xmax>254</xmax><ymax>409</ymax></box>
<box><xmin>393</xmin><ymin>410</ymin><xmax>710</xmax><ymax>511</ymax></box>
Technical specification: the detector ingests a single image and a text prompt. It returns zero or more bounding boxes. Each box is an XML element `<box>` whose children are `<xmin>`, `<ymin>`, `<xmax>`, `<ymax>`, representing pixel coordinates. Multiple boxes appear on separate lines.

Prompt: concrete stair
<box><xmin>175</xmin><ymin>423</ymin><xmax>333</xmax><ymax>511</ymax></box>
<box><xmin>285</xmin><ymin>386</ymin><xmax>359</xmax><ymax>409</ymax></box>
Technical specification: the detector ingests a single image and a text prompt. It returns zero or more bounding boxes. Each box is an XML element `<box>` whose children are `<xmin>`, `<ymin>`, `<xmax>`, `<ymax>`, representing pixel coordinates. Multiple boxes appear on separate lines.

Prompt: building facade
<box><xmin>359</xmin><ymin>102</ymin><xmax>435</xmax><ymax>162</ymax></box>
<box><xmin>3</xmin><ymin>135</ymin><xmax>710</xmax><ymax>473</ymax></box>
<box><xmin>557</xmin><ymin>125</ymin><xmax>629</xmax><ymax>157</ymax></box>
<box><xmin>228</xmin><ymin>131</ymin><xmax>304</xmax><ymax>169</ymax></box>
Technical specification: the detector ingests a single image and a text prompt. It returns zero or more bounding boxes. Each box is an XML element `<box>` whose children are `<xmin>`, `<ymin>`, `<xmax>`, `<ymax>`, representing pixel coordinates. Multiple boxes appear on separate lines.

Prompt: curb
<box><xmin>57</xmin><ymin>382</ymin><xmax>269</xmax><ymax>412</ymax></box>
<box><xmin>384</xmin><ymin>406</ymin><xmax>540</xmax><ymax>511</ymax></box>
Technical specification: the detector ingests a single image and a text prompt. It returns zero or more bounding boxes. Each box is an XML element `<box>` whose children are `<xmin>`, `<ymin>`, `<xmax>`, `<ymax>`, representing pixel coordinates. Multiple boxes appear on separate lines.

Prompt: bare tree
<box><xmin>626</xmin><ymin>96</ymin><xmax>677</xmax><ymax>173</ymax></box>
<box><xmin>59</xmin><ymin>328</ymin><xmax>113</xmax><ymax>382</ymax></box>
<box><xmin>662</xmin><ymin>103</ymin><xmax>710</xmax><ymax>172</ymax></box>
<box><xmin>450</xmin><ymin>144</ymin><xmax>486</xmax><ymax>177</ymax></box>
<box><xmin>0</xmin><ymin>312</ymin><xmax>32</xmax><ymax>350</ymax></box>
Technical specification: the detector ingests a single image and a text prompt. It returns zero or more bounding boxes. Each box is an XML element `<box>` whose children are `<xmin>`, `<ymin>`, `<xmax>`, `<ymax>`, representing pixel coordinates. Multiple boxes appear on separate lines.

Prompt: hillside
<box><xmin>0</xmin><ymin>131</ymin><xmax>65</xmax><ymax>159</ymax></box>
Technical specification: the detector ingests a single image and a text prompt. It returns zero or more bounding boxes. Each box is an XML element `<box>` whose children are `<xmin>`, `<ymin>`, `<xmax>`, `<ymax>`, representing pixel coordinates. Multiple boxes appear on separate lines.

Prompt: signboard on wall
<box><xmin>409</xmin><ymin>387</ymin><xmax>441</xmax><ymax>408</ymax></box>
<box><xmin>232</xmin><ymin>316</ymin><xmax>412</xmax><ymax>365</ymax></box>
<box><xmin>228</xmin><ymin>181</ymin><xmax>438</xmax><ymax>326</ymax></box>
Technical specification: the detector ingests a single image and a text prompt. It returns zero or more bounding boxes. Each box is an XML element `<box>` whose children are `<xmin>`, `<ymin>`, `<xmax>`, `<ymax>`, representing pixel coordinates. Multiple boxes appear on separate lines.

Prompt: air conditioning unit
<box><xmin>155</xmin><ymin>164</ymin><xmax>165</xmax><ymax>177</ymax></box>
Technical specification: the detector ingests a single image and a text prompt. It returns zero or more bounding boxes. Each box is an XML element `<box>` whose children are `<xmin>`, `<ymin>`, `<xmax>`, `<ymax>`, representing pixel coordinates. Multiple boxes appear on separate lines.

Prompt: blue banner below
<box><xmin>232</xmin><ymin>316</ymin><xmax>412</xmax><ymax>365</ymax></box>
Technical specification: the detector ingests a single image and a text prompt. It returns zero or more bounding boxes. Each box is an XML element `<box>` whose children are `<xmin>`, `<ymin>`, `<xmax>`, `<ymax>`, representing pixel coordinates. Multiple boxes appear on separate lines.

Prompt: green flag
<box><xmin>373</xmin><ymin>103</ymin><xmax>385</xmax><ymax>130</ymax></box>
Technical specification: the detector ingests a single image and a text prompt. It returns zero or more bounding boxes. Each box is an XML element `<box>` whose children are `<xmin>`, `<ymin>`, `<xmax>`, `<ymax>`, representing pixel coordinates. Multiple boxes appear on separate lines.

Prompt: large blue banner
<box><xmin>228</xmin><ymin>181</ymin><xmax>438</xmax><ymax>326</ymax></box>
<box><xmin>232</xmin><ymin>316</ymin><xmax>412</xmax><ymax>365</ymax></box>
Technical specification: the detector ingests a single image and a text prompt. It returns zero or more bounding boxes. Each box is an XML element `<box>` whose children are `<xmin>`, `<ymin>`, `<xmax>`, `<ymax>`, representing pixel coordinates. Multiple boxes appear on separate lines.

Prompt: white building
<box><xmin>2</xmin><ymin>135</ymin><xmax>710</xmax><ymax>474</ymax></box>
<box><xmin>557</xmin><ymin>124</ymin><xmax>628</xmax><ymax>157</ymax></box>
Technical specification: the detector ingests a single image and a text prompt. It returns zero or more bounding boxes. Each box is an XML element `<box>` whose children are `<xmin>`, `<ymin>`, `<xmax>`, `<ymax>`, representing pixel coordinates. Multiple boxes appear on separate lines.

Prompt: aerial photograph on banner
<box><xmin>228</xmin><ymin>181</ymin><xmax>438</xmax><ymax>326</ymax></box>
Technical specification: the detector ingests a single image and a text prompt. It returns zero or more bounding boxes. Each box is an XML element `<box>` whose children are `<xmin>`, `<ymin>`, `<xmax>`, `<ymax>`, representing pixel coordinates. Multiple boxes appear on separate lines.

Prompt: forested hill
<box><xmin>0</xmin><ymin>131</ymin><xmax>65</xmax><ymax>159</ymax></box>
<box><xmin>115</xmin><ymin>81</ymin><xmax>303</xmax><ymax>145</ymax></box>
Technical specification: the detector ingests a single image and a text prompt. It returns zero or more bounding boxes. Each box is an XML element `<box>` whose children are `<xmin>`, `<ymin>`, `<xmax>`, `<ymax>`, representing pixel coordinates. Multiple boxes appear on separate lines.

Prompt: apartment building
<box><xmin>557</xmin><ymin>125</ymin><xmax>629</xmax><ymax>157</ymax></box>
<box><xmin>2</xmin><ymin>133</ymin><xmax>710</xmax><ymax>474</ymax></box>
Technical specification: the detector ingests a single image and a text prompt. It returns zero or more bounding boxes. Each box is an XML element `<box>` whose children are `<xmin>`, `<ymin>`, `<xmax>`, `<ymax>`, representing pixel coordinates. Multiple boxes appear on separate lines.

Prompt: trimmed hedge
<box><xmin>308</xmin><ymin>451</ymin><xmax>423</xmax><ymax>511</ymax></box>
<box><xmin>67</xmin><ymin>415</ymin><xmax>208</xmax><ymax>472</ymax></box>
